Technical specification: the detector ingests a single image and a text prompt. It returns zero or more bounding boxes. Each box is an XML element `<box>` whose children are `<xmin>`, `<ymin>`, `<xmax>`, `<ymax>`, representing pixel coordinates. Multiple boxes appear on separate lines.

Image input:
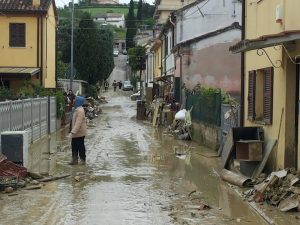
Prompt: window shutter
<box><xmin>248</xmin><ymin>70</ymin><xmax>256</xmax><ymax>121</ymax></box>
<box><xmin>263</xmin><ymin>67</ymin><xmax>274</xmax><ymax>125</ymax></box>
<box><xmin>9</xmin><ymin>23</ymin><xmax>25</xmax><ymax>47</ymax></box>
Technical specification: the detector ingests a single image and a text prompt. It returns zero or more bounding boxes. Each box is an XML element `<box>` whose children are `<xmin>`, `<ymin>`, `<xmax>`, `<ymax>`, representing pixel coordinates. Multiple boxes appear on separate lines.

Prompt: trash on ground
<box><xmin>23</xmin><ymin>184</ymin><xmax>42</xmax><ymax>190</ymax></box>
<box><xmin>0</xmin><ymin>154</ymin><xmax>27</xmax><ymax>178</ymax></box>
<box><xmin>221</xmin><ymin>169</ymin><xmax>254</xmax><ymax>188</ymax></box>
<box><xmin>39</xmin><ymin>174</ymin><xmax>71</xmax><ymax>182</ymax></box>
<box><xmin>243</xmin><ymin>168</ymin><xmax>300</xmax><ymax>212</ymax></box>
<box><xmin>197</xmin><ymin>202</ymin><xmax>211</xmax><ymax>210</ymax></box>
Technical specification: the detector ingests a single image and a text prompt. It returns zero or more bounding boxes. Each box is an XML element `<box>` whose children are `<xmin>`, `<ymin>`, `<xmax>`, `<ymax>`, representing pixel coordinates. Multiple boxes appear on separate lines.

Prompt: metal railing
<box><xmin>0</xmin><ymin>97</ymin><xmax>57</xmax><ymax>143</ymax></box>
<box><xmin>220</xmin><ymin>103</ymin><xmax>240</xmax><ymax>144</ymax></box>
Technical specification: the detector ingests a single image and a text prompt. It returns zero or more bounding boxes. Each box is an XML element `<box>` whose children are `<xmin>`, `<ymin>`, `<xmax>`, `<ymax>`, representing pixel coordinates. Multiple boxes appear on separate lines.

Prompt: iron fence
<box><xmin>0</xmin><ymin>97</ymin><xmax>57</xmax><ymax>143</ymax></box>
<box><xmin>186</xmin><ymin>91</ymin><xmax>222</xmax><ymax>126</ymax></box>
<box><xmin>220</xmin><ymin>103</ymin><xmax>240</xmax><ymax>144</ymax></box>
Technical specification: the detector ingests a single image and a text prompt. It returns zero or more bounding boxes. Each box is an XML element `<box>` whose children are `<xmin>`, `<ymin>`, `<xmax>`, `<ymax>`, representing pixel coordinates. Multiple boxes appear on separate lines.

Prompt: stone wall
<box><xmin>192</xmin><ymin>121</ymin><xmax>220</xmax><ymax>151</ymax></box>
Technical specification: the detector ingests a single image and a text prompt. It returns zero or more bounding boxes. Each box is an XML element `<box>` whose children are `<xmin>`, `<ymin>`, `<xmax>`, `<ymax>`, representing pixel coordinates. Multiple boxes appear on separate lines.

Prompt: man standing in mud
<box><xmin>113</xmin><ymin>80</ymin><xmax>117</xmax><ymax>92</ymax></box>
<box><xmin>104</xmin><ymin>80</ymin><xmax>109</xmax><ymax>92</ymax></box>
<box><xmin>69</xmin><ymin>96</ymin><xmax>87</xmax><ymax>165</ymax></box>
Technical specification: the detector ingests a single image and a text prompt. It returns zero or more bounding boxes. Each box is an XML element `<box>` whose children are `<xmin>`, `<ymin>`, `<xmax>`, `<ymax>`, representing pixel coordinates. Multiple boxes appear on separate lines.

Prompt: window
<box><xmin>248</xmin><ymin>67</ymin><xmax>274</xmax><ymax>124</ymax></box>
<box><xmin>9</xmin><ymin>23</ymin><xmax>25</xmax><ymax>47</ymax></box>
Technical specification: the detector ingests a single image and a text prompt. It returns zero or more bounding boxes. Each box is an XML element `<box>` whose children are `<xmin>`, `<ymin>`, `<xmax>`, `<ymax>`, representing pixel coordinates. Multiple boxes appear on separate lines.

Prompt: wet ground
<box><xmin>0</xmin><ymin>89</ymin><xmax>273</xmax><ymax>225</ymax></box>
<box><xmin>2</xmin><ymin>55</ymin><xmax>297</xmax><ymax>225</ymax></box>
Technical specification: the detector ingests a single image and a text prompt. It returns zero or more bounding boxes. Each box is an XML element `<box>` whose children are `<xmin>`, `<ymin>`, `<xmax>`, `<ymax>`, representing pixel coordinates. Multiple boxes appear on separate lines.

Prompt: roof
<box><xmin>0</xmin><ymin>67</ymin><xmax>40</xmax><ymax>75</ymax></box>
<box><xmin>175</xmin><ymin>0</ymin><xmax>206</xmax><ymax>14</ymax></box>
<box><xmin>95</xmin><ymin>13</ymin><xmax>124</xmax><ymax>18</ymax></box>
<box><xmin>229</xmin><ymin>30</ymin><xmax>300</xmax><ymax>53</ymax></box>
<box><xmin>150</xmin><ymin>39</ymin><xmax>162</xmax><ymax>51</ymax></box>
<box><xmin>0</xmin><ymin>0</ymin><xmax>52</xmax><ymax>13</ymax></box>
<box><xmin>173</xmin><ymin>22</ymin><xmax>241</xmax><ymax>51</ymax></box>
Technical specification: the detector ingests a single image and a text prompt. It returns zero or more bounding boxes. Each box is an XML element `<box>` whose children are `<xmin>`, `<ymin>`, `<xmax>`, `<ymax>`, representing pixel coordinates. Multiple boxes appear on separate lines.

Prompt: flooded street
<box><xmin>0</xmin><ymin>90</ymin><xmax>270</xmax><ymax>225</ymax></box>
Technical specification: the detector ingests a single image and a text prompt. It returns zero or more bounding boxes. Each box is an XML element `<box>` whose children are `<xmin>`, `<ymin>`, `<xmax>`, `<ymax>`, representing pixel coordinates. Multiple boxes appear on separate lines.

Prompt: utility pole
<box><xmin>70</xmin><ymin>0</ymin><xmax>74</xmax><ymax>91</ymax></box>
<box><xmin>137</xmin><ymin>56</ymin><xmax>146</xmax><ymax>98</ymax></box>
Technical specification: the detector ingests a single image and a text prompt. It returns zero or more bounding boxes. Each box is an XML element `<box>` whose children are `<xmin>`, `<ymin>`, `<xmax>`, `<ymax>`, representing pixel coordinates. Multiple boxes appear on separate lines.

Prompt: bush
<box><xmin>130</xmin><ymin>76</ymin><xmax>139</xmax><ymax>90</ymax></box>
<box><xmin>86</xmin><ymin>84</ymin><xmax>98</xmax><ymax>99</ymax></box>
<box><xmin>19</xmin><ymin>80</ymin><xmax>52</xmax><ymax>98</ymax></box>
<box><xmin>54</xmin><ymin>91</ymin><xmax>65</xmax><ymax>119</ymax></box>
<box><xmin>0</xmin><ymin>88</ymin><xmax>16</xmax><ymax>101</ymax></box>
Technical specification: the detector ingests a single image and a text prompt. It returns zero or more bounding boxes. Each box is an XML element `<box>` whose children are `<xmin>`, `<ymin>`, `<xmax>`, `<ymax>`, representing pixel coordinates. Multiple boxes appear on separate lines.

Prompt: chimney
<box><xmin>32</xmin><ymin>0</ymin><xmax>40</xmax><ymax>6</ymax></box>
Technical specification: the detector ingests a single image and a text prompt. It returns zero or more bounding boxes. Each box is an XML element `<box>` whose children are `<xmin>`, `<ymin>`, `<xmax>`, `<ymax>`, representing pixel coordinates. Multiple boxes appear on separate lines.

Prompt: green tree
<box><xmin>57</xmin><ymin>8</ymin><xmax>86</xmax><ymax>63</ymax></box>
<box><xmin>128</xmin><ymin>46</ymin><xmax>146</xmax><ymax>72</ymax></box>
<box><xmin>126</xmin><ymin>0</ymin><xmax>136</xmax><ymax>50</ymax></box>
<box><xmin>137</xmin><ymin>0</ymin><xmax>142</xmax><ymax>22</ymax></box>
<box><xmin>74</xmin><ymin>12</ymin><xmax>99</xmax><ymax>84</ymax></box>
<box><xmin>57</xmin><ymin>51</ymin><xmax>69</xmax><ymax>79</ymax></box>
<box><xmin>96</xmin><ymin>27</ymin><xmax>115</xmax><ymax>82</ymax></box>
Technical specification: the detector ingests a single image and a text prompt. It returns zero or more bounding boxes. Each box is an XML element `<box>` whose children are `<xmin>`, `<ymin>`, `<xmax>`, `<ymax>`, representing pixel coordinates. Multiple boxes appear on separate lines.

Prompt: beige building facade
<box><xmin>0</xmin><ymin>0</ymin><xmax>57</xmax><ymax>91</ymax></box>
<box><xmin>230</xmin><ymin>0</ymin><xmax>300</xmax><ymax>170</ymax></box>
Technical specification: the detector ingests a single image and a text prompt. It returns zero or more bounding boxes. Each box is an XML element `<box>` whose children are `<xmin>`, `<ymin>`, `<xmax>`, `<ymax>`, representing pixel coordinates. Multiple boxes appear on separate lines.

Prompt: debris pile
<box><xmin>246</xmin><ymin>169</ymin><xmax>300</xmax><ymax>212</ymax></box>
<box><xmin>168</xmin><ymin>109</ymin><xmax>192</xmax><ymax>140</ymax></box>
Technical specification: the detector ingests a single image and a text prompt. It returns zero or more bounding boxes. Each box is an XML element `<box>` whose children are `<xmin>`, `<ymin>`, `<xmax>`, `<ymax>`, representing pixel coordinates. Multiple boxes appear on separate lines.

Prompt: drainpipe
<box><xmin>40</xmin><ymin>16</ymin><xmax>43</xmax><ymax>86</ymax></box>
<box><xmin>240</xmin><ymin>0</ymin><xmax>245</xmax><ymax>126</ymax></box>
<box><xmin>146</xmin><ymin>54</ymin><xmax>148</xmax><ymax>87</ymax></box>
<box><xmin>164</xmin><ymin>34</ymin><xmax>167</xmax><ymax>77</ymax></box>
<box><xmin>179</xmin><ymin>47</ymin><xmax>183</xmax><ymax>105</ymax></box>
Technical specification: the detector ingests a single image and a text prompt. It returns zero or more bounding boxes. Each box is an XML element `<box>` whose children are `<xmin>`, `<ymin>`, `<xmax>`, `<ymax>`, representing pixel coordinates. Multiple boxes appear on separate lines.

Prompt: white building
<box><xmin>94</xmin><ymin>13</ymin><xmax>125</xmax><ymax>28</ymax></box>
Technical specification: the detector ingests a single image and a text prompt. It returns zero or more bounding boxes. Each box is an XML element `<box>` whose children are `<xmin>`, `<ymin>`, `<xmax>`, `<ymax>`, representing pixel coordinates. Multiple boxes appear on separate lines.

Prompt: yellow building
<box><xmin>230</xmin><ymin>0</ymin><xmax>300</xmax><ymax>170</ymax></box>
<box><xmin>151</xmin><ymin>39</ymin><xmax>162</xmax><ymax>81</ymax></box>
<box><xmin>0</xmin><ymin>0</ymin><xmax>57</xmax><ymax>91</ymax></box>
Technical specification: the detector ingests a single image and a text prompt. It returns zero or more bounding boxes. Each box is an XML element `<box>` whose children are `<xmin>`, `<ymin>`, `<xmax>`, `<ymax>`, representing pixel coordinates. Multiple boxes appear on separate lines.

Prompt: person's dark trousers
<box><xmin>71</xmin><ymin>136</ymin><xmax>86</xmax><ymax>162</ymax></box>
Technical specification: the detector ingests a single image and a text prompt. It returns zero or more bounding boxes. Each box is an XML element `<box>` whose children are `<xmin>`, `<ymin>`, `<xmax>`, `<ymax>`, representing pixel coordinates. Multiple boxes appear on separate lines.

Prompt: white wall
<box><xmin>146</xmin><ymin>53</ymin><xmax>154</xmax><ymax>83</ymax></box>
<box><xmin>165</xmin><ymin>28</ymin><xmax>175</xmax><ymax>76</ymax></box>
<box><xmin>176</xmin><ymin>0</ymin><xmax>241</xmax><ymax>44</ymax></box>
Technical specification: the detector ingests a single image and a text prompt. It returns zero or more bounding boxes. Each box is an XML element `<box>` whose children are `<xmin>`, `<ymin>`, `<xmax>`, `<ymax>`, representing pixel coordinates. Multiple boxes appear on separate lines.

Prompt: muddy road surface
<box><xmin>0</xmin><ymin>92</ymin><xmax>270</xmax><ymax>225</ymax></box>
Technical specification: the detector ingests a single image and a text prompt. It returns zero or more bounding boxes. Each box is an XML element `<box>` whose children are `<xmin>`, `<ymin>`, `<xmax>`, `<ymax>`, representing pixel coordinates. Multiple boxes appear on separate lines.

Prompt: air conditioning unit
<box><xmin>0</xmin><ymin>131</ymin><xmax>29</xmax><ymax>167</ymax></box>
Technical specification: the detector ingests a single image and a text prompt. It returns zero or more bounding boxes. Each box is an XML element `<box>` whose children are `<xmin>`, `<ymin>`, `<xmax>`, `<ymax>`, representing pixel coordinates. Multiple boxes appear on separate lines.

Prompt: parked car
<box><xmin>113</xmin><ymin>48</ymin><xmax>119</xmax><ymax>57</ymax></box>
<box><xmin>122</xmin><ymin>49</ymin><xmax>127</xmax><ymax>55</ymax></box>
<box><xmin>123</xmin><ymin>80</ymin><xmax>133</xmax><ymax>91</ymax></box>
<box><xmin>130</xmin><ymin>91</ymin><xmax>140</xmax><ymax>101</ymax></box>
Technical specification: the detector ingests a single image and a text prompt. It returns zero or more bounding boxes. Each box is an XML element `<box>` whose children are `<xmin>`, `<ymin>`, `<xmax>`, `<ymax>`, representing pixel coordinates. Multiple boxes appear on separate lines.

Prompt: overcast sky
<box><xmin>55</xmin><ymin>0</ymin><xmax>154</xmax><ymax>7</ymax></box>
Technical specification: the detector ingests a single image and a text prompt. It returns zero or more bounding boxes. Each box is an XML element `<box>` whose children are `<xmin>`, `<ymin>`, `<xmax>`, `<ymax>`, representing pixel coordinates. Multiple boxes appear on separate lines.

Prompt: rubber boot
<box><xmin>68</xmin><ymin>157</ymin><xmax>78</xmax><ymax>165</ymax></box>
<box><xmin>79</xmin><ymin>160</ymin><xmax>86</xmax><ymax>165</ymax></box>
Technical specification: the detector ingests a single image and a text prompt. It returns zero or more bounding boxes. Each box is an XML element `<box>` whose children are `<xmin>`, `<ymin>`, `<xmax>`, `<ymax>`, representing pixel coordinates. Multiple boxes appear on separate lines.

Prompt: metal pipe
<box><xmin>240</xmin><ymin>0</ymin><xmax>245</xmax><ymax>126</ymax></box>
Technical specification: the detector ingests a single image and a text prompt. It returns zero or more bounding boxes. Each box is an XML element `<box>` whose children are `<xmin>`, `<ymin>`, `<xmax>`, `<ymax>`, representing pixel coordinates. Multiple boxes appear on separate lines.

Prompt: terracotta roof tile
<box><xmin>0</xmin><ymin>0</ymin><xmax>51</xmax><ymax>13</ymax></box>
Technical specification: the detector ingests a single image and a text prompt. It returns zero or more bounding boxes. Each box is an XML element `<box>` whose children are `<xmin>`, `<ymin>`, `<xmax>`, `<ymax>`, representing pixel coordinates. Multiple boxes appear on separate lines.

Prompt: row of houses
<box><xmin>142</xmin><ymin>0</ymin><xmax>300</xmax><ymax>171</ymax></box>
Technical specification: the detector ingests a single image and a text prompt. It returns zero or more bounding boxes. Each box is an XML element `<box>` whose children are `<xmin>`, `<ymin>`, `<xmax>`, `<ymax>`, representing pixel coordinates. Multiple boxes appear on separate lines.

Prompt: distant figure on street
<box><xmin>119</xmin><ymin>81</ymin><xmax>122</xmax><ymax>89</ymax></box>
<box><xmin>69</xmin><ymin>96</ymin><xmax>87</xmax><ymax>165</ymax></box>
<box><xmin>113</xmin><ymin>80</ymin><xmax>117</xmax><ymax>92</ymax></box>
<box><xmin>67</xmin><ymin>89</ymin><xmax>76</xmax><ymax>111</ymax></box>
<box><xmin>104</xmin><ymin>80</ymin><xmax>109</xmax><ymax>92</ymax></box>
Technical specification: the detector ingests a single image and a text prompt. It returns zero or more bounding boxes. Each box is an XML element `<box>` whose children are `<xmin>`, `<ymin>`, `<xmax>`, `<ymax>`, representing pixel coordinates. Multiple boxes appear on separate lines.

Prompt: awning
<box><xmin>229</xmin><ymin>30</ymin><xmax>300</xmax><ymax>53</ymax></box>
<box><xmin>156</xmin><ymin>76</ymin><xmax>173</xmax><ymax>84</ymax></box>
<box><xmin>0</xmin><ymin>67</ymin><xmax>40</xmax><ymax>76</ymax></box>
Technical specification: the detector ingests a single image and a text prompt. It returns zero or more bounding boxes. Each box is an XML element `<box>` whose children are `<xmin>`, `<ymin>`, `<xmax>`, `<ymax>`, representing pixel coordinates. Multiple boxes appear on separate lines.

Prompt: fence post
<box><xmin>22</xmin><ymin>99</ymin><xmax>24</xmax><ymax>130</ymax></box>
<box><xmin>39</xmin><ymin>98</ymin><xmax>42</xmax><ymax>139</ymax></box>
<box><xmin>48</xmin><ymin>96</ymin><xmax>50</xmax><ymax>134</ymax></box>
<box><xmin>31</xmin><ymin>98</ymin><xmax>33</xmax><ymax>143</ymax></box>
<box><xmin>9</xmin><ymin>100</ymin><xmax>12</xmax><ymax>130</ymax></box>
<box><xmin>55</xmin><ymin>97</ymin><xmax>57</xmax><ymax>132</ymax></box>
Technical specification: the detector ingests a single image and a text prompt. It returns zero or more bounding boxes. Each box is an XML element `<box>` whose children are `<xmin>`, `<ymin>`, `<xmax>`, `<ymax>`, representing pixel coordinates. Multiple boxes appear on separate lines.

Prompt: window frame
<box><xmin>247</xmin><ymin>67</ymin><xmax>274</xmax><ymax>125</ymax></box>
<box><xmin>9</xmin><ymin>23</ymin><xmax>26</xmax><ymax>47</ymax></box>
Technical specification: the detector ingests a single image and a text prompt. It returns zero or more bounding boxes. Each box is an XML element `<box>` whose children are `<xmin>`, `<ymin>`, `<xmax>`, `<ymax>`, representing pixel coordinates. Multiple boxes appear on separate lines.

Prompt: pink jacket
<box><xmin>71</xmin><ymin>107</ymin><xmax>87</xmax><ymax>138</ymax></box>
